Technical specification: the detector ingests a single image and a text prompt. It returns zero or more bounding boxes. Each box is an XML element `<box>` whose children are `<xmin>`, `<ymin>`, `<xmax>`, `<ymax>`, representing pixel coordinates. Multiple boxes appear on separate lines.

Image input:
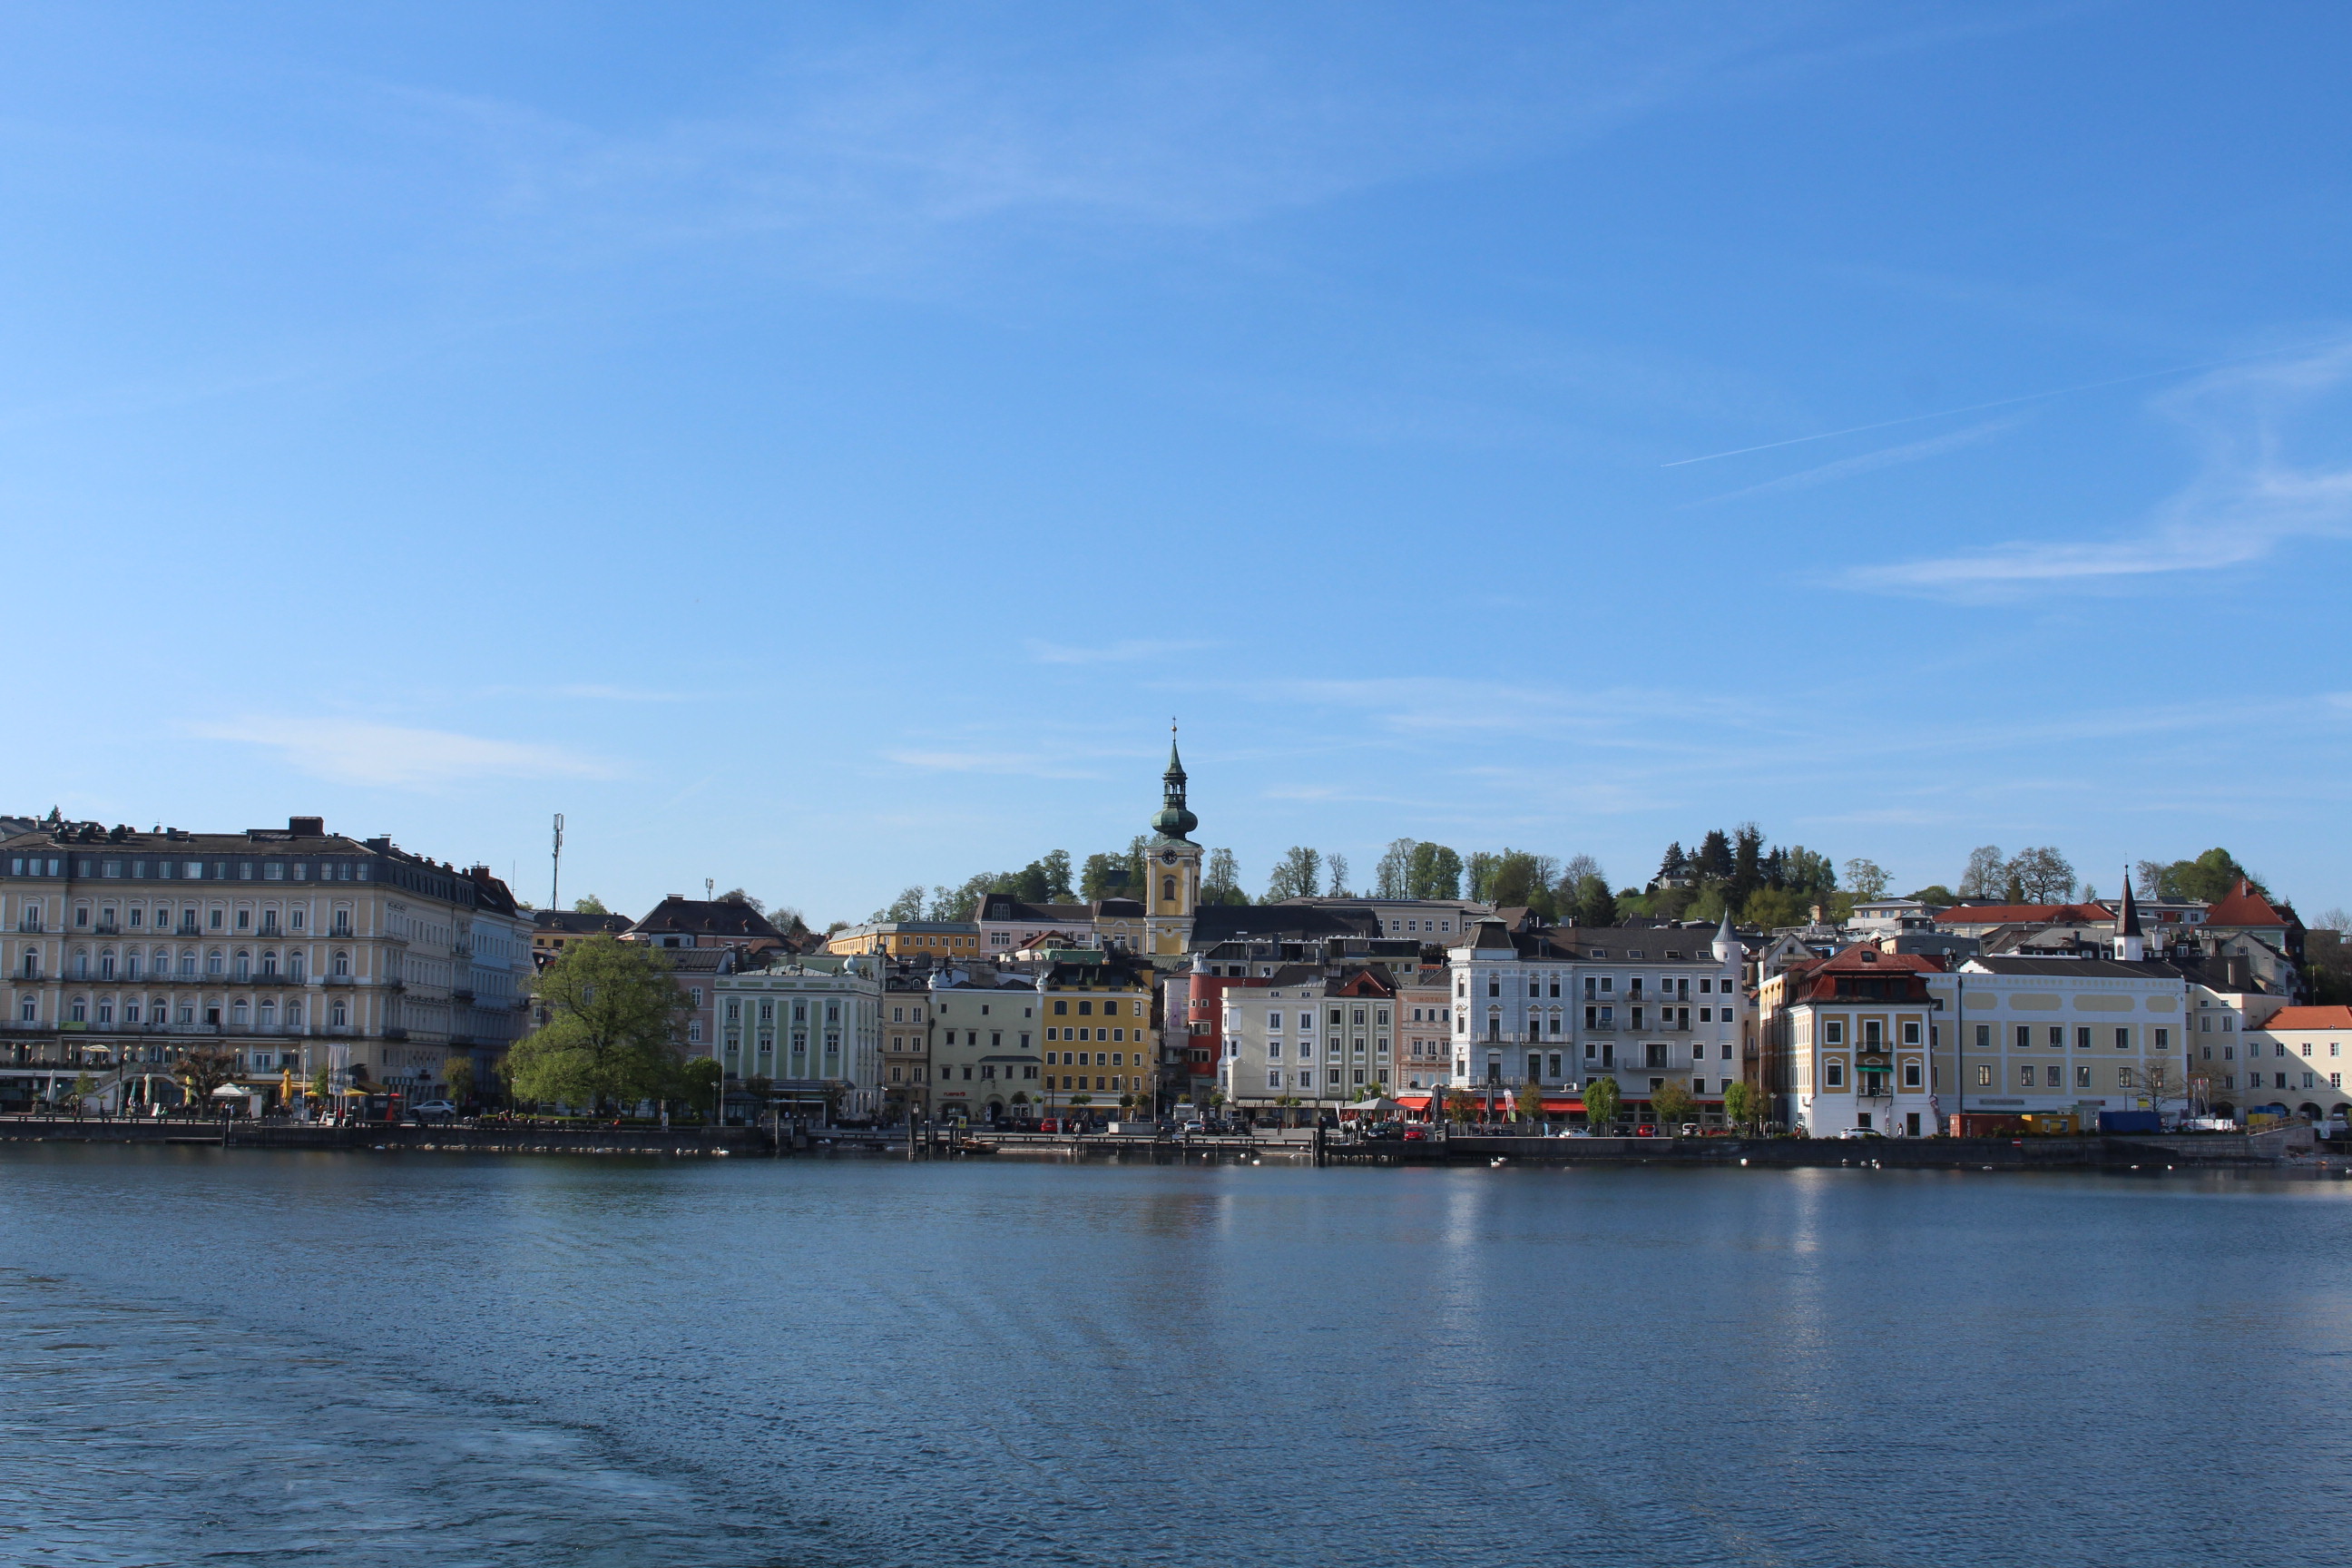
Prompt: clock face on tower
<box><xmin>1160</xmin><ymin>849</ymin><xmax>1177</xmax><ymax>865</ymax></box>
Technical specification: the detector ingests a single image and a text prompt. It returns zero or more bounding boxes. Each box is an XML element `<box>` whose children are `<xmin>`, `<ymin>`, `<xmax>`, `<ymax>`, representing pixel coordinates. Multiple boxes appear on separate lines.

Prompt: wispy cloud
<box><xmin>1691</xmin><ymin>416</ymin><xmax>2021</xmax><ymax>505</ymax></box>
<box><xmin>1024</xmin><ymin>638</ymin><xmax>1212</xmax><ymax>665</ymax></box>
<box><xmin>187</xmin><ymin>718</ymin><xmax>615</xmax><ymax>789</ymax></box>
<box><xmin>1844</xmin><ymin>340</ymin><xmax>2352</xmax><ymax>598</ymax></box>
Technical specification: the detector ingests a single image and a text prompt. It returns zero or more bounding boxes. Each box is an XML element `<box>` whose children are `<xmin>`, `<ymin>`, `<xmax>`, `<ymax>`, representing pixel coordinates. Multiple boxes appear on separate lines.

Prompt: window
<box><xmin>2075</xmin><ymin>1026</ymin><xmax>2091</xmax><ymax>1050</ymax></box>
<box><xmin>2155</xmin><ymin>1028</ymin><xmax>2170</xmax><ymax>1050</ymax></box>
<box><xmin>2019</xmin><ymin>1065</ymin><xmax>2035</xmax><ymax>1088</ymax></box>
<box><xmin>1823</xmin><ymin>1021</ymin><xmax>1844</xmax><ymax>1044</ymax></box>
<box><xmin>2016</xmin><ymin>1025</ymin><xmax>2032</xmax><ymax>1050</ymax></box>
<box><xmin>1902</xmin><ymin>1021</ymin><xmax>1921</xmax><ymax>1045</ymax></box>
<box><xmin>1825</xmin><ymin>1061</ymin><xmax>1844</xmax><ymax>1087</ymax></box>
<box><xmin>2049</xmin><ymin>1026</ymin><xmax>2064</xmax><ymax>1048</ymax></box>
<box><xmin>2075</xmin><ymin>1065</ymin><xmax>2091</xmax><ymax>1088</ymax></box>
<box><xmin>1976</xmin><ymin>1064</ymin><xmax>1993</xmax><ymax>1086</ymax></box>
<box><xmin>1903</xmin><ymin>1063</ymin><xmax>1922</xmax><ymax>1088</ymax></box>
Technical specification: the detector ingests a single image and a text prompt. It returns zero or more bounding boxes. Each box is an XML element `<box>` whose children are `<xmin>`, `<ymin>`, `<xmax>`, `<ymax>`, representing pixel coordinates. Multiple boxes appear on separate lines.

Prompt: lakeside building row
<box><xmin>0</xmin><ymin>816</ymin><xmax>533</xmax><ymax>1112</ymax></box>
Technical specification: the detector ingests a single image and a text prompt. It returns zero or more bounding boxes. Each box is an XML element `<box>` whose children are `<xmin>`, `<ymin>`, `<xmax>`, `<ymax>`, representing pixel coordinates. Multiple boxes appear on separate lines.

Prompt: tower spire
<box><xmin>1152</xmin><ymin>721</ymin><xmax>1197</xmax><ymax>842</ymax></box>
<box><xmin>2114</xmin><ymin>867</ymin><xmax>2145</xmax><ymax>961</ymax></box>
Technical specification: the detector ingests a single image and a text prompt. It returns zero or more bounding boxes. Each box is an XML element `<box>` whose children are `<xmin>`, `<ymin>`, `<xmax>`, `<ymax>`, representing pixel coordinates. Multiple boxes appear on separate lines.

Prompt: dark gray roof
<box><xmin>630</xmin><ymin>897</ymin><xmax>783</xmax><ymax>941</ymax></box>
<box><xmin>1968</xmin><ymin>956</ymin><xmax>2174</xmax><ymax>979</ymax></box>
<box><xmin>535</xmin><ymin>910</ymin><xmax>633</xmax><ymax>936</ymax></box>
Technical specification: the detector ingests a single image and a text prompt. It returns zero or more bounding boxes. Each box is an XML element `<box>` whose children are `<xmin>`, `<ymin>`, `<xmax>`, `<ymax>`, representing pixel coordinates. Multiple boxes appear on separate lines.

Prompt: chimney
<box><xmin>289</xmin><ymin>816</ymin><xmax>324</xmax><ymax>837</ymax></box>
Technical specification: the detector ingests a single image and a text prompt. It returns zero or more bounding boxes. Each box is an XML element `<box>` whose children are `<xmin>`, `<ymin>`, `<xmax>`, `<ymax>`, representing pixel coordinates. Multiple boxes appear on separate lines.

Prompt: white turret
<box><xmin>1712</xmin><ymin>910</ymin><xmax>1738</xmax><ymax>966</ymax></box>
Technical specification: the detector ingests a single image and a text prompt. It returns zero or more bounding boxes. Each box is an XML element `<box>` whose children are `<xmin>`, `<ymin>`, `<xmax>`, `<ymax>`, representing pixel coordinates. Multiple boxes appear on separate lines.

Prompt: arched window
<box><xmin>99</xmin><ymin>949</ymin><xmax>115</xmax><ymax>981</ymax></box>
<box><xmin>1162</xmin><ymin>876</ymin><xmax>1175</xmax><ymax>902</ymax></box>
<box><xmin>332</xmin><ymin>951</ymin><xmax>350</xmax><ymax>977</ymax></box>
<box><xmin>288</xmin><ymin>951</ymin><xmax>305</xmax><ymax>980</ymax></box>
<box><xmin>260</xmin><ymin>950</ymin><xmax>278</xmax><ymax>976</ymax></box>
<box><xmin>232</xmin><ymin>950</ymin><xmax>251</xmax><ymax>982</ymax></box>
<box><xmin>231</xmin><ymin>999</ymin><xmax>250</xmax><ymax>1026</ymax></box>
<box><xmin>71</xmin><ymin>949</ymin><xmax>89</xmax><ymax>979</ymax></box>
<box><xmin>206</xmin><ymin>949</ymin><xmax>225</xmax><ymax>976</ymax></box>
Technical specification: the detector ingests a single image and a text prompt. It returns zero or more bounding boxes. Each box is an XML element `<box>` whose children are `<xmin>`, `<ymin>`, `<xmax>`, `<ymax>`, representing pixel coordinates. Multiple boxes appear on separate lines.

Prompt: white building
<box><xmin>1219</xmin><ymin>965</ymin><xmax>1399</xmax><ymax>1117</ymax></box>
<box><xmin>713</xmin><ymin>956</ymin><xmax>884</xmax><ymax>1121</ymax></box>
<box><xmin>1441</xmin><ymin>915</ymin><xmax>1748</xmax><ymax>1123</ymax></box>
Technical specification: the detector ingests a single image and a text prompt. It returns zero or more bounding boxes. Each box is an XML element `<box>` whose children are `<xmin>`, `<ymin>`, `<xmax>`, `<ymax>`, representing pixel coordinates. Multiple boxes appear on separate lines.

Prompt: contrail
<box><xmin>1661</xmin><ymin>338</ymin><xmax>2348</xmax><ymax>467</ymax></box>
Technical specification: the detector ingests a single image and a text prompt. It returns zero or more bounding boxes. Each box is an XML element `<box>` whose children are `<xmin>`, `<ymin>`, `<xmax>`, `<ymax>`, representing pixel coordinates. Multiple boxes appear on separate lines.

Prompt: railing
<box><xmin>15</xmin><ymin>919</ymin><xmax>44</xmax><ymax>934</ymax></box>
<box><xmin>93</xmin><ymin>922</ymin><xmax>120</xmax><ymax>936</ymax></box>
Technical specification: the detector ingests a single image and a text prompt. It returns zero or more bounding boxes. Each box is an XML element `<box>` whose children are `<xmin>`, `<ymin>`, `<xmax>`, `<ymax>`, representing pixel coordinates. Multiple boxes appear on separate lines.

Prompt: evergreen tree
<box><xmin>1696</xmin><ymin>829</ymin><xmax>1734</xmax><ymax>881</ymax></box>
<box><xmin>1657</xmin><ymin>841</ymin><xmax>1689</xmax><ymax>881</ymax></box>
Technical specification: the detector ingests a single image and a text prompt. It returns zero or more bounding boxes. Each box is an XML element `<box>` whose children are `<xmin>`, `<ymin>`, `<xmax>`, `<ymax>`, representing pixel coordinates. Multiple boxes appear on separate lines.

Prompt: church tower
<box><xmin>1144</xmin><ymin>726</ymin><xmax>1202</xmax><ymax>959</ymax></box>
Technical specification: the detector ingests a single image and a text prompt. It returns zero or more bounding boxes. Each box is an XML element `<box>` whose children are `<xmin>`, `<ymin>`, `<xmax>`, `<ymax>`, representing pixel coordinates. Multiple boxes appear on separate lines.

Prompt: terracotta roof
<box><xmin>2256</xmin><ymin>1005</ymin><xmax>2352</xmax><ymax>1032</ymax></box>
<box><xmin>2204</xmin><ymin>878</ymin><xmax>2295</xmax><ymax>929</ymax></box>
<box><xmin>1933</xmin><ymin>902</ymin><xmax>2113</xmax><ymax>926</ymax></box>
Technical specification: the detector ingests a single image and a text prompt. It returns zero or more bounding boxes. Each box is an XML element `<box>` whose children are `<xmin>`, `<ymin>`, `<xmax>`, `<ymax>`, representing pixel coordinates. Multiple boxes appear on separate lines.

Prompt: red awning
<box><xmin>1540</xmin><ymin>1099</ymin><xmax>1584</xmax><ymax>1113</ymax></box>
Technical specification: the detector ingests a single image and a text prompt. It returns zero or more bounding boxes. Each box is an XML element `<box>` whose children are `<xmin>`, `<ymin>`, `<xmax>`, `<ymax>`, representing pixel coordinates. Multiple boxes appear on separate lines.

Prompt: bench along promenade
<box><xmin>0</xmin><ymin>1113</ymin><xmax>2328</xmax><ymax>1169</ymax></box>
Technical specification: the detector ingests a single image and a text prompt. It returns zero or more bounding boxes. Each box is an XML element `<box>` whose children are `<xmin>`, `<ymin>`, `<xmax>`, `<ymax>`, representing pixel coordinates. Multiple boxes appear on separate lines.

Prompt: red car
<box><xmin>1037</xmin><ymin>1118</ymin><xmax>1063</xmax><ymax>1132</ymax></box>
<box><xmin>1402</xmin><ymin>1125</ymin><xmax>1429</xmax><ymax>1142</ymax></box>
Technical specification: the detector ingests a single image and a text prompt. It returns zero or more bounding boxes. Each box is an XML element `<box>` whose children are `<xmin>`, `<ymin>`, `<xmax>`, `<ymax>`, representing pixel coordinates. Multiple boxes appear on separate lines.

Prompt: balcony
<box><xmin>450</xmin><ymin>987</ymin><xmax>475</xmax><ymax>1004</ymax></box>
<box><xmin>93</xmin><ymin>922</ymin><xmax>120</xmax><ymax>936</ymax></box>
<box><xmin>15</xmin><ymin>919</ymin><xmax>44</xmax><ymax>935</ymax></box>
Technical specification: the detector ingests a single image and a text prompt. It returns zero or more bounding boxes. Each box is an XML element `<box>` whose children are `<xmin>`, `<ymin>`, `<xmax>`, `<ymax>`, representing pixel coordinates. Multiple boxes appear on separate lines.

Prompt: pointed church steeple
<box><xmin>1152</xmin><ymin>722</ymin><xmax>1198</xmax><ymax>842</ymax></box>
<box><xmin>2114</xmin><ymin>869</ymin><xmax>2145</xmax><ymax>962</ymax></box>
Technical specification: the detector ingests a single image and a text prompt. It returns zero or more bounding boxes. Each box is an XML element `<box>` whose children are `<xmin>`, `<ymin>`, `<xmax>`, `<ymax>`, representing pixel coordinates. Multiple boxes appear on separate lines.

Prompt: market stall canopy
<box><xmin>1344</xmin><ymin>1096</ymin><xmax>1405</xmax><ymax>1113</ymax></box>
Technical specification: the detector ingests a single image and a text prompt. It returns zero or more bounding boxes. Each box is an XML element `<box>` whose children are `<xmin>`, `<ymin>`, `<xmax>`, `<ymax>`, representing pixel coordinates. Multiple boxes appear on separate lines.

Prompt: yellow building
<box><xmin>823</xmin><ymin>920</ymin><xmax>985</xmax><ymax>959</ymax></box>
<box><xmin>1032</xmin><ymin>947</ymin><xmax>1159</xmax><ymax>1117</ymax></box>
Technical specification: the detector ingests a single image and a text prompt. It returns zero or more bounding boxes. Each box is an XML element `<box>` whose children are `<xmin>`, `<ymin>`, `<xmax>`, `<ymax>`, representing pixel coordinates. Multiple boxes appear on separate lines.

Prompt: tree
<box><xmin>66</xmin><ymin>1071</ymin><xmax>97</xmax><ymax>1113</ymax></box>
<box><xmin>309</xmin><ymin>1063</ymin><xmax>330</xmax><ymax>1104</ymax></box>
<box><xmin>1657</xmin><ymin>841</ymin><xmax>1690</xmax><ymax>882</ymax></box>
<box><xmin>1841</xmin><ymin>858</ymin><xmax>1888</xmax><ymax>900</ymax></box>
<box><xmin>1514</xmin><ymin>1081</ymin><xmax>1544</xmax><ymax>1124</ymax></box>
<box><xmin>1695</xmin><ymin>829</ymin><xmax>1734</xmax><ymax>881</ymax></box>
<box><xmin>1783</xmin><ymin>848</ymin><xmax>1838</xmax><ymax>897</ymax></box>
<box><xmin>2136</xmin><ymin>1059</ymin><xmax>2183</xmax><ymax>1120</ymax></box>
<box><xmin>1325</xmin><ymin>853</ymin><xmax>1350</xmax><ymax>897</ymax></box>
<box><xmin>1444</xmin><ymin>1087</ymin><xmax>1475</xmax><ymax>1124</ymax></box>
<box><xmin>1377</xmin><ymin>838</ymin><xmax>1417</xmax><ymax>897</ymax></box>
<box><xmin>877</xmin><ymin>886</ymin><xmax>926</xmax><ymax>922</ymax></box>
<box><xmin>716</xmin><ymin>888</ymin><xmax>765</xmax><ymax>914</ymax></box>
<box><xmin>2005</xmin><ymin>847</ymin><xmax>2077</xmax><ymax>903</ymax></box>
<box><xmin>1959</xmin><ymin>846</ymin><xmax>2006</xmax><ymax>898</ymax></box>
<box><xmin>1265</xmin><ymin>847</ymin><xmax>1322</xmax><ymax>901</ymax></box>
<box><xmin>1569</xmin><ymin>875</ymin><xmax>1617</xmax><ymax>927</ymax></box>
<box><xmin>1741</xmin><ymin>887</ymin><xmax>1810</xmax><ymax>929</ymax></box>
<box><xmin>1200</xmin><ymin>848</ymin><xmax>1247</xmax><ymax>905</ymax></box>
<box><xmin>571</xmin><ymin>894</ymin><xmax>610</xmax><ymax>915</ymax></box>
<box><xmin>1650</xmin><ymin>1079</ymin><xmax>1693</xmax><ymax>1129</ymax></box>
<box><xmin>1907</xmin><ymin>884</ymin><xmax>1956</xmax><ymax>907</ymax></box>
<box><xmin>176</xmin><ymin>1046</ymin><xmax>237</xmax><ymax>1111</ymax></box>
<box><xmin>673</xmin><ymin>1055</ymin><xmax>722</xmax><ymax>1122</ymax></box>
<box><xmin>1731</xmin><ymin>824</ymin><xmax>1764</xmax><ymax>899</ymax></box>
<box><xmin>444</xmin><ymin>1055</ymin><xmax>475</xmax><ymax>1108</ymax></box>
<box><xmin>1480</xmin><ymin>850</ymin><xmax>1562</xmax><ymax>914</ymax></box>
<box><xmin>1409</xmin><ymin>843</ymin><xmax>1465</xmax><ymax>899</ymax></box>
<box><xmin>1722</xmin><ymin>1079</ymin><xmax>1758</xmax><ymax>1131</ymax></box>
<box><xmin>1583</xmin><ymin>1074</ymin><xmax>1621</xmax><ymax>1130</ymax></box>
<box><xmin>2141</xmin><ymin>848</ymin><xmax>2257</xmax><ymax>903</ymax></box>
<box><xmin>1079</xmin><ymin>852</ymin><xmax>1132</xmax><ymax>900</ymax></box>
<box><xmin>505</xmin><ymin>936</ymin><xmax>691</xmax><ymax>1113</ymax></box>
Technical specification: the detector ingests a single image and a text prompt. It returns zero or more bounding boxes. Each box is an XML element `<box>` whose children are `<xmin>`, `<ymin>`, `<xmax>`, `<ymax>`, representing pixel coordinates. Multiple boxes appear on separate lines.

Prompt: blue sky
<box><xmin>5</xmin><ymin>2</ymin><xmax>2350</xmax><ymax>923</ymax></box>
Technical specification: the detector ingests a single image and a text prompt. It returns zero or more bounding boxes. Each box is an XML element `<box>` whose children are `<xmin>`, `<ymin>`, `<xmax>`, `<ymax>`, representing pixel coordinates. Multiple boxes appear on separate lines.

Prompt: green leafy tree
<box><xmin>1569</xmin><ymin>875</ymin><xmax>1617</xmax><ymax>927</ymax></box>
<box><xmin>1200</xmin><ymin>848</ymin><xmax>1248</xmax><ymax>905</ymax></box>
<box><xmin>1722</xmin><ymin>1079</ymin><xmax>1758</xmax><ymax>1131</ymax></box>
<box><xmin>2139</xmin><ymin>848</ymin><xmax>2258</xmax><ymax>904</ymax></box>
<box><xmin>1514</xmin><ymin>1081</ymin><xmax>1544</xmax><ymax>1123</ymax></box>
<box><xmin>1444</xmin><ymin>1086</ymin><xmax>1475</xmax><ymax>1124</ymax></box>
<box><xmin>1265</xmin><ymin>847</ymin><xmax>1323</xmax><ymax>901</ymax></box>
<box><xmin>1409</xmin><ymin>843</ymin><xmax>1464</xmax><ymax>899</ymax></box>
<box><xmin>1742</xmin><ymin>887</ymin><xmax>1812</xmax><ymax>929</ymax></box>
<box><xmin>571</xmin><ymin>894</ymin><xmax>609</xmax><ymax>915</ymax></box>
<box><xmin>877</xmin><ymin>886</ymin><xmax>926</xmax><ymax>922</ymax></box>
<box><xmin>1651</xmin><ymin>1079</ymin><xmax>1694</xmax><ymax>1128</ymax></box>
<box><xmin>673</xmin><ymin>1055</ymin><xmax>722</xmax><ymax>1121</ymax></box>
<box><xmin>66</xmin><ymin>1071</ymin><xmax>98</xmax><ymax>1112</ymax></box>
<box><xmin>1479</xmin><ymin>850</ymin><xmax>1562</xmax><ymax>915</ymax></box>
<box><xmin>1907</xmin><ymin>884</ymin><xmax>1956</xmax><ymax>907</ymax></box>
<box><xmin>1583</xmin><ymin>1074</ymin><xmax>1621</xmax><ymax>1130</ymax></box>
<box><xmin>444</xmin><ymin>1055</ymin><xmax>475</xmax><ymax>1107</ymax></box>
<box><xmin>506</xmin><ymin>936</ymin><xmax>691</xmax><ymax>1113</ymax></box>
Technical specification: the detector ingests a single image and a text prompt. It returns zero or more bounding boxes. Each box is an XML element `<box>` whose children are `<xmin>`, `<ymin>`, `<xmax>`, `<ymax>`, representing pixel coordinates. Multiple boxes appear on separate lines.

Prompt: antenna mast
<box><xmin>551</xmin><ymin>813</ymin><xmax>565</xmax><ymax>911</ymax></box>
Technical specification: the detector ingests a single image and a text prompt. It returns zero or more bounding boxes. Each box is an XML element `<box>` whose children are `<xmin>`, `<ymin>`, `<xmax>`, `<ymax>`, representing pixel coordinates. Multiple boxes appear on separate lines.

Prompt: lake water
<box><xmin>2</xmin><ymin>1145</ymin><xmax>2348</xmax><ymax>1567</ymax></box>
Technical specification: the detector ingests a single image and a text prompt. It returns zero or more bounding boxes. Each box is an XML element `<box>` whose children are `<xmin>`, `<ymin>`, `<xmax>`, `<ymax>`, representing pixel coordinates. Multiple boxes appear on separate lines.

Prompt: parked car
<box><xmin>1037</xmin><ymin>1117</ymin><xmax>1064</xmax><ymax>1133</ymax></box>
<box><xmin>1838</xmin><ymin>1126</ymin><xmax>1886</xmax><ymax>1140</ymax></box>
<box><xmin>1401</xmin><ymin>1125</ymin><xmax>1429</xmax><ymax>1142</ymax></box>
<box><xmin>410</xmin><ymin>1100</ymin><xmax>459</xmax><ymax>1123</ymax></box>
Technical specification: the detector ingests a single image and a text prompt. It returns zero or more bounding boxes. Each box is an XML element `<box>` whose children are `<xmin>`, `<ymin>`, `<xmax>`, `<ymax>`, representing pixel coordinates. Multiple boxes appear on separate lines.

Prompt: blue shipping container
<box><xmin>2099</xmin><ymin>1111</ymin><xmax>2161</xmax><ymax>1133</ymax></box>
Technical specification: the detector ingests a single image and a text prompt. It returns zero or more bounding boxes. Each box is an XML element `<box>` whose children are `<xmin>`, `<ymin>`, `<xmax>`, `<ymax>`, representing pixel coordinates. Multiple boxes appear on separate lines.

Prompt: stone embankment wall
<box><xmin>0</xmin><ymin>1117</ymin><xmax>772</xmax><ymax>1157</ymax></box>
